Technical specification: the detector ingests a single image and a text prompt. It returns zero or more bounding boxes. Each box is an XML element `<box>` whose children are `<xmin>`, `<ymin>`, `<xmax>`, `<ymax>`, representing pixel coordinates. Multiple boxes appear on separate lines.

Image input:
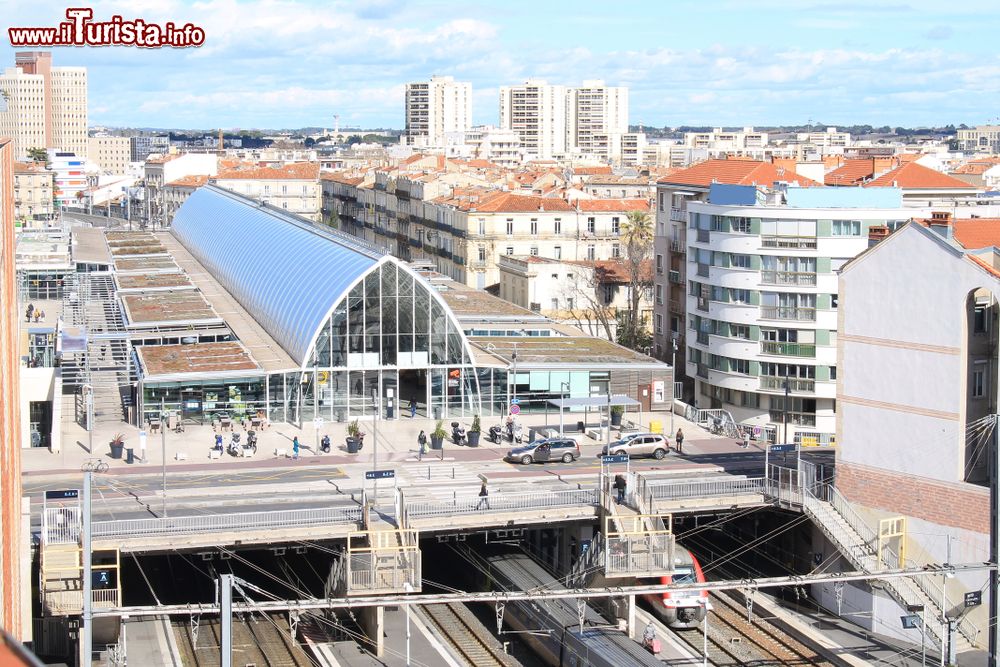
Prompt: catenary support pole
<box><xmin>220</xmin><ymin>574</ymin><xmax>233</xmax><ymax>667</ymax></box>
<box><xmin>670</xmin><ymin>338</ymin><xmax>677</xmax><ymax>436</ymax></box>
<box><xmin>991</xmin><ymin>413</ymin><xmax>999</xmax><ymax>667</ymax></box>
<box><xmin>81</xmin><ymin>471</ymin><xmax>93</xmax><ymax>667</ymax></box>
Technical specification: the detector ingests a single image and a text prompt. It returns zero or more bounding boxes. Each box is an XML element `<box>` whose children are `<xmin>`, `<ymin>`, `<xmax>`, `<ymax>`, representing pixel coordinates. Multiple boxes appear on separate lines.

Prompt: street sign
<box><xmin>751</xmin><ymin>426</ymin><xmax>762</xmax><ymax>437</ymax></box>
<box><xmin>602</xmin><ymin>454</ymin><xmax>629</xmax><ymax>464</ymax></box>
<box><xmin>900</xmin><ymin>614</ymin><xmax>922</xmax><ymax>630</ymax></box>
<box><xmin>769</xmin><ymin>444</ymin><xmax>796</xmax><ymax>453</ymax></box>
<box><xmin>510</xmin><ymin>405</ymin><xmax>521</xmax><ymax>415</ymax></box>
<box><xmin>964</xmin><ymin>591</ymin><xmax>982</xmax><ymax>608</ymax></box>
<box><xmin>45</xmin><ymin>489</ymin><xmax>79</xmax><ymax>500</ymax></box>
<box><xmin>365</xmin><ymin>470</ymin><xmax>395</xmax><ymax>480</ymax></box>
<box><xmin>511</xmin><ymin>397</ymin><xmax>521</xmax><ymax>405</ymax></box>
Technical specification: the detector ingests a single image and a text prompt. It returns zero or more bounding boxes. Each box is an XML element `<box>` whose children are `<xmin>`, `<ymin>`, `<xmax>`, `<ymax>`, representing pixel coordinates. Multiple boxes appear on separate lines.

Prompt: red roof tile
<box><xmin>165</xmin><ymin>175</ymin><xmax>209</xmax><ymax>188</ymax></box>
<box><xmin>825</xmin><ymin>159</ymin><xmax>876</xmax><ymax>186</ymax></box>
<box><xmin>215</xmin><ymin>162</ymin><xmax>319</xmax><ymax>180</ymax></box>
<box><xmin>864</xmin><ymin>162</ymin><xmax>976</xmax><ymax>189</ymax></box>
<box><xmin>952</xmin><ymin>219</ymin><xmax>1000</xmax><ymax>249</ymax></box>
<box><xmin>658</xmin><ymin>159</ymin><xmax>819</xmax><ymax>188</ymax></box>
<box><xmin>576</xmin><ymin>198</ymin><xmax>650</xmax><ymax>213</ymax></box>
<box><xmin>573</xmin><ymin>166</ymin><xmax>613</xmax><ymax>176</ymax></box>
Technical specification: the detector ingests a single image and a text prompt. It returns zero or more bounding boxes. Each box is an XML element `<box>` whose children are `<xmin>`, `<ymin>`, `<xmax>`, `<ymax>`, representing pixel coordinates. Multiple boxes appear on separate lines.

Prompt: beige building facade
<box><xmin>13</xmin><ymin>162</ymin><xmax>54</xmax><ymax>224</ymax></box>
<box><xmin>88</xmin><ymin>136</ymin><xmax>131</xmax><ymax>175</ymax></box>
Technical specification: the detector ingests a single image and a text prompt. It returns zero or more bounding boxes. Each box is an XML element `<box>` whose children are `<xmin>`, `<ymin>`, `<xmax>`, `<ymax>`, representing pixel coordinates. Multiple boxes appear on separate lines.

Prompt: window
<box><xmin>655</xmin><ymin>284</ymin><xmax>663</xmax><ymax>304</ymax></box>
<box><xmin>830</xmin><ymin>366</ymin><xmax>837</xmax><ymax>380</ymax></box>
<box><xmin>656</xmin><ymin>254</ymin><xmax>663</xmax><ymax>273</ymax></box>
<box><xmin>655</xmin><ymin>313</ymin><xmax>663</xmax><ymax>334</ymax></box>
<box><xmin>506</xmin><ymin>219</ymin><xmax>514</xmax><ymax>236</ymax></box>
<box><xmin>972</xmin><ymin>362</ymin><xmax>988</xmax><ymax>398</ymax></box>
<box><xmin>658</xmin><ymin>192</ymin><xmax>665</xmax><ymax>211</ymax></box>
<box><xmin>974</xmin><ymin>304</ymin><xmax>990</xmax><ymax>334</ymax></box>
<box><xmin>555</xmin><ymin>218</ymin><xmax>562</xmax><ymax>234</ymax></box>
<box><xmin>530</xmin><ymin>246</ymin><xmax>539</xmax><ymax>256</ymax></box>
<box><xmin>478</xmin><ymin>218</ymin><xmax>486</xmax><ymax>235</ymax></box>
<box><xmin>730</xmin><ymin>253</ymin><xmax>751</xmax><ymax>269</ymax></box>
<box><xmin>730</xmin><ymin>288</ymin><xmax>751</xmax><ymax>304</ymax></box>
<box><xmin>612</xmin><ymin>217</ymin><xmax>620</xmax><ymax>234</ymax></box>
<box><xmin>587</xmin><ymin>245</ymin><xmax>596</xmax><ymax>260</ymax></box>
<box><xmin>554</xmin><ymin>245</ymin><xmax>562</xmax><ymax>259</ymax></box>
<box><xmin>530</xmin><ymin>218</ymin><xmax>538</xmax><ymax>235</ymax></box>
<box><xmin>551</xmin><ymin>298</ymin><xmax>559</xmax><ymax>310</ymax></box>
<box><xmin>832</xmin><ymin>220</ymin><xmax>862</xmax><ymax>236</ymax></box>
<box><xmin>282</xmin><ymin>185</ymin><xmax>288</xmax><ymax>194</ymax></box>
<box><xmin>731</xmin><ymin>217</ymin><xmax>752</xmax><ymax>234</ymax></box>
<box><xmin>731</xmin><ymin>358</ymin><xmax>750</xmax><ymax>374</ymax></box>
<box><xmin>605</xmin><ymin>285</ymin><xmax>616</xmax><ymax>303</ymax></box>
<box><xmin>567</xmin><ymin>297</ymin><xmax>574</xmax><ymax>310</ymax></box>
<box><xmin>731</xmin><ymin>324</ymin><xmax>750</xmax><ymax>339</ymax></box>
<box><xmin>478</xmin><ymin>245</ymin><xmax>486</xmax><ymax>262</ymax></box>
<box><xmin>612</xmin><ymin>243</ymin><xmax>621</xmax><ymax>258</ymax></box>
<box><xmin>506</xmin><ymin>246</ymin><xmax>514</xmax><ymax>255</ymax></box>
<box><xmin>587</xmin><ymin>217</ymin><xmax>596</xmax><ymax>234</ymax></box>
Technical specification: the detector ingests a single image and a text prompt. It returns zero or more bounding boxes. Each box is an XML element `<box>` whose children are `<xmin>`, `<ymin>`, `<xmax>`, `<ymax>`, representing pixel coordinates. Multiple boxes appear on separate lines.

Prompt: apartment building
<box><xmin>682</xmin><ymin>127</ymin><xmax>771</xmax><ymax>160</ymax></box>
<box><xmin>682</xmin><ymin>184</ymin><xmax>914</xmax><ymax>444</ymax></box>
<box><xmin>88</xmin><ymin>136</ymin><xmax>131</xmax><ymax>175</ymax></box>
<box><xmin>0</xmin><ymin>52</ymin><xmax>87</xmax><ymax>159</ymax></box>
<box><xmin>569</xmin><ymin>80</ymin><xmax>629</xmax><ymax>160</ymax></box>
<box><xmin>212</xmin><ymin>162</ymin><xmax>322</xmax><ymax>221</ymax></box>
<box><xmin>48</xmin><ymin>151</ymin><xmax>87</xmax><ymax>208</ymax></box>
<box><xmin>499</xmin><ymin>80</ymin><xmax>569</xmax><ymax>160</ymax></box>
<box><xmin>12</xmin><ymin>162</ymin><xmax>54</xmax><ymax>224</ymax></box>
<box><xmin>955</xmin><ymin>124</ymin><xmax>1000</xmax><ymax>153</ymax></box>
<box><xmin>130</xmin><ymin>135</ymin><xmax>170</xmax><ymax>162</ymax></box>
<box><xmin>405</xmin><ymin>76</ymin><xmax>472</xmax><ymax>147</ymax></box>
<box><xmin>144</xmin><ymin>153</ymin><xmax>218</xmax><ymax>227</ymax></box>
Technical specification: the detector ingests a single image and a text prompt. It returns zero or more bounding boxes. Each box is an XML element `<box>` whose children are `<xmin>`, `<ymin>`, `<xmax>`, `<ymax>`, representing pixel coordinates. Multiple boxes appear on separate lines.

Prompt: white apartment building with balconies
<box><xmin>568</xmin><ymin>80</ymin><xmax>628</xmax><ymax>160</ymax></box>
<box><xmin>405</xmin><ymin>76</ymin><xmax>472</xmax><ymax>147</ymax></box>
<box><xmin>684</xmin><ymin>183</ymin><xmax>915</xmax><ymax>444</ymax></box>
<box><xmin>499</xmin><ymin>80</ymin><xmax>569</xmax><ymax>160</ymax></box>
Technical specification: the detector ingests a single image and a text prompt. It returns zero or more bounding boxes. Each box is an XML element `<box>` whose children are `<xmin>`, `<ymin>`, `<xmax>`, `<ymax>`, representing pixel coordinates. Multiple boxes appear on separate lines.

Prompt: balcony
<box><xmin>668</xmin><ymin>270</ymin><xmax>683</xmax><ymax>284</ymax></box>
<box><xmin>761</xmin><ymin>235</ymin><xmax>817</xmax><ymax>250</ymax></box>
<box><xmin>767</xmin><ymin>410</ymin><xmax>817</xmax><ymax>427</ymax></box>
<box><xmin>669</xmin><ymin>239</ymin><xmax>685</xmax><ymax>253</ymax></box>
<box><xmin>670</xmin><ymin>208</ymin><xmax>687</xmax><ymax>223</ymax></box>
<box><xmin>696</xmin><ymin>363</ymin><xmax>709</xmax><ymax>379</ymax></box>
<box><xmin>760</xmin><ymin>376</ymin><xmax>815</xmax><ymax>393</ymax></box>
<box><xmin>696</xmin><ymin>331</ymin><xmax>709</xmax><ymax>345</ymax></box>
<box><xmin>696</xmin><ymin>228</ymin><xmax>710</xmax><ymax>243</ymax></box>
<box><xmin>760</xmin><ymin>271</ymin><xmax>817</xmax><ymax>286</ymax></box>
<box><xmin>696</xmin><ymin>297</ymin><xmax>710</xmax><ymax>312</ymax></box>
<box><xmin>669</xmin><ymin>300</ymin><xmax>685</xmax><ymax>315</ymax></box>
<box><xmin>760</xmin><ymin>306</ymin><xmax>816</xmax><ymax>321</ymax></box>
<box><xmin>760</xmin><ymin>341</ymin><xmax>817</xmax><ymax>357</ymax></box>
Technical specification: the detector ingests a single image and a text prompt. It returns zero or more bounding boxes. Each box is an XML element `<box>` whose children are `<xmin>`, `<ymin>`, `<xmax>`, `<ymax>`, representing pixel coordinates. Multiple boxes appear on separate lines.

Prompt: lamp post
<box><xmin>670</xmin><ymin>337</ymin><xmax>678</xmax><ymax>437</ymax></box>
<box><xmin>372</xmin><ymin>388</ymin><xmax>379</xmax><ymax>499</ymax></box>
<box><xmin>782</xmin><ymin>365</ymin><xmax>790</xmax><ymax>444</ymax></box>
<box><xmin>701</xmin><ymin>598</ymin><xmax>709</xmax><ymax>666</ymax></box>
<box><xmin>160</xmin><ymin>398</ymin><xmax>167</xmax><ymax>518</ymax></box>
<box><xmin>559</xmin><ymin>381</ymin><xmax>570</xmax><ymax>436</ymax></box>
<box><xmin>403</xmin><ymin>582</ymin><xmax>414</xmax><ymax>665</ymax></box>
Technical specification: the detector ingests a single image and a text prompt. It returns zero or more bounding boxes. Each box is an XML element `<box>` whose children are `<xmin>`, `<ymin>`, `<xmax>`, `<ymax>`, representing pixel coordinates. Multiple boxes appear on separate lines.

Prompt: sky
<box><xmin>2</xmin><ymin>0</ymin><xmax>1000</xmax><ymax>131</ymax></box>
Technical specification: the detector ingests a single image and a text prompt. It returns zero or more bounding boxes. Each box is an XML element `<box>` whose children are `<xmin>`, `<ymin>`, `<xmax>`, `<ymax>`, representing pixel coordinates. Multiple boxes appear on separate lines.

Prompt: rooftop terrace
<box><xmin>137</xmin><ymin>341</ymin><xmax>261</xmax><ymax>378</ymax></box>
<box><xmin>121</xmin><ymin>290</ymin><xmax>220</xmax><ymax>327</ymax></box>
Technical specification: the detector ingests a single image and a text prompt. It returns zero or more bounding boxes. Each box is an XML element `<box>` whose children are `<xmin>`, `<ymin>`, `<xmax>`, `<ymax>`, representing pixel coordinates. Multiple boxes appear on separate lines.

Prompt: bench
<box><xmin>586</xmin><ymin>428</ymin><xmax>604</xmax><ymax>441</ymax></box>
<box><xmin>274</xmin><ymin>448</ymin><xmax>287</xmax><ymax>458</ymax></box>
<box><xmin>174</xmin><ymin>452</ymin><xmax>188</xmax><ymax>461</ymax></box>
<box><xmin>206</xmin><ymin>451</ymin><xmax>218</xmax><ymax>460</ymax></box>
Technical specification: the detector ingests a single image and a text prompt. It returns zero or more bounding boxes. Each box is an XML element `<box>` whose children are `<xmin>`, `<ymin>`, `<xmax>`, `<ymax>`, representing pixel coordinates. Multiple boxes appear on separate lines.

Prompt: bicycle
<box><xmin>81</xmin><ymin>458</ymin><xmax>109</xmax><ymax>473</ymax></box>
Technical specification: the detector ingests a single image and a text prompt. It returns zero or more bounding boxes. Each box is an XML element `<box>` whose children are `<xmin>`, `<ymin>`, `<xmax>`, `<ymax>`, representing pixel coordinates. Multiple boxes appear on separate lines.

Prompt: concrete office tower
<box><xmin>0</xmin><ymin>137</ymin><xmax>24</xmax><ymax>639</ymax></box>
<box><xmin>0</xmin><ymin>52</ymin><xmax>88</xmax><ymax>160</ymax></box>
<box><xmin>499</xmin><ymin>80</ymin><xmax>569</xmax><ymax>160</ymax></box>
<box><xmin>569</xmin><ymin>80</ymin><xmax>629</xmax><ymax>159</ymax></box>
<box><xmin>405</xmin><ymin>76</ymin><xmax>472</xmax><ymax>147</ymax></box>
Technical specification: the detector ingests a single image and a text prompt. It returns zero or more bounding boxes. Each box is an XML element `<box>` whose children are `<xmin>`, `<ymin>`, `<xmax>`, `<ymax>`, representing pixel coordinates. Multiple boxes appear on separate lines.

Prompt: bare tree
<box><xmin>617</xmin><ymin>209</ymin><xmax>654</xmax><ymax>350</ymax></box>
<box><xmin>559</xmin><ymin>264</ymin><xmax>618</xmax><ymax>342</ymax></box>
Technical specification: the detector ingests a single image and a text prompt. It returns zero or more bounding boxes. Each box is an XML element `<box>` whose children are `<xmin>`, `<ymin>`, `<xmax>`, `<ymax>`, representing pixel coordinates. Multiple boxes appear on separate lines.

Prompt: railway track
<box><xmin>421</xmin><ymin>602</ymin><xmax>517</xmax><ymax>667</ymax></box>
<box><xmin>663</xmin><ymin>591</ymin><xmax>831</xmax><ymax>666</ymax></box>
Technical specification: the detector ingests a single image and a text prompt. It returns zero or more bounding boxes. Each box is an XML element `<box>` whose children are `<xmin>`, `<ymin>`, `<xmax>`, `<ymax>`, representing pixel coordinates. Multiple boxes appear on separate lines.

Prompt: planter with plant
<box><xmin>468</xmin><ymin>415</ymin><xmax>481</xmax><ymax>447</ymax></box>
<box><xmin>109</xmin><ymin>433</ymin><xmax>126</xmax><ymax>459</ymax></box>
<box><xmin>610</xmin><ymin>404</ymin><xmax>624</xmax><ymax>426</ymax></box>
<box><xmin>346</xmin><ymin>420</ymin><xmax>361</xmax><ymax>453</ymax></box>
<box><xmin>430</xmin><ymin>420</ymin><xmax>447</xmax><ymax>450</ymax></box>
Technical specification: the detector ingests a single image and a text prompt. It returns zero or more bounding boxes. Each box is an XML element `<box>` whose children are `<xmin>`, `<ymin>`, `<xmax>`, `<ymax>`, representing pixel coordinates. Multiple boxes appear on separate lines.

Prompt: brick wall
<box><xmin>838</xmin><ymin>461</ymin><xmax>989</xmax><ymax>534</ymax></box>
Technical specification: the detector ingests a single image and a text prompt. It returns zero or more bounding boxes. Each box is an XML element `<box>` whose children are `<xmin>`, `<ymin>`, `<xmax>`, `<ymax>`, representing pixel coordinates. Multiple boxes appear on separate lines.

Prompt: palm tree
<box><xmin>620</xmin><ymin>209</ymin><xmax>653</xmax><ymax>244</ymax></box>
<box><xmin>617</xmin><ymin>209</ymin><xmax>654</xmax><ymax>350</ymax></box>
<box><xmin>26</xmin><ymin>147</ymin><xmax>49</xmax><ymax>165</ymax></box>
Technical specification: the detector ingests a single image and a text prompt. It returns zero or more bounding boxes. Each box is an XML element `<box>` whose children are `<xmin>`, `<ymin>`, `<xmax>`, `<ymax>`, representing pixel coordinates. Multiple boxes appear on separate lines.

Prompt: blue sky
<box><xmin>2</xmin><ymin>0</ymin><xmax>999</xmax><ymax>130</ymax></box>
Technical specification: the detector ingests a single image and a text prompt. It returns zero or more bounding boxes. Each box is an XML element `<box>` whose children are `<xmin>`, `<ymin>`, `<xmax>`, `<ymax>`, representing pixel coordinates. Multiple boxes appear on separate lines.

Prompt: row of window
<box><xmin>691</xmin><ymin>348</ymin><xmax>834</xmax><ymax>380</ymax></box>
<box><xmin>694</xmin><ymin>214</ymin><xmax>874</xmax><ymax>237</ymax></box>
<box><xmin>485</xmin><ymin>244</ymin><xmax>609</xmax><ymax>261</ymax></box>
<box><xmin>497</xmin><ymin>216</ymin><xmax>622</xmax><ymax>237</ymax></box>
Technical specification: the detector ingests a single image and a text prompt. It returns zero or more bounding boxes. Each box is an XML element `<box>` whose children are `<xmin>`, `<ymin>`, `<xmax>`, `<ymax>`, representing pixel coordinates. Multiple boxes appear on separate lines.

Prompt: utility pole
<box><xmin>990</xmin><ymin>413</ymin><xmax>999</xmax><ymax>667</ymax></box>
<box><xmin>161</xmin><ymin>398</ymin><xmax>167</xmax><ymax>518</ymax></box>
<box><xmin>670</xmin><ymin>337</ymin><xmax>678</xmax><ymax>436</ymax></box>
<box><xmin>372</xmin><ymin>388</ymin><xmax>379</xmax><ymax>500</ymax></box>
<box><xmin>782</xmin><ymin>365</ymin><xmax>790</xmax><ymax>444</ymax></box>
<box><xmin>220</xmin><ymin>574</ymin><xmax>233</xmax><ymax>667</ymax></box>
<box><xmin>81</xmin><ymin>471</ymin><xmax>92</xmax><ymax>667</ymax></box>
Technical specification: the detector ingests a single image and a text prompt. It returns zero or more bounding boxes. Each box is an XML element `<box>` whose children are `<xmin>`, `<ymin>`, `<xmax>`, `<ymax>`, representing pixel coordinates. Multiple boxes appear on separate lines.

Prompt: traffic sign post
<box><xmin>365</xmin><ymin>470</ymin><xmax>395</xmax><ymax>480</ymax></box>
<box><xmin>510</xmin><ymin>404</ymin><xmax>521</xmax><ymax>416</ymax></box>
<box><xmin>764</xmin><ymin>443</ymin><xmax>798</xmax><ymax>483</ymax></box>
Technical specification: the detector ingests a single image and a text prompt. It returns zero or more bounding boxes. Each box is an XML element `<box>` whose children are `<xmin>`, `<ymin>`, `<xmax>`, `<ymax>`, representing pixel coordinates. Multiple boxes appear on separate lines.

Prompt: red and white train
<box><xmin>642</xmin><ymin>549</ymin><xmax>711</xmax><ymax>629</ymax></box>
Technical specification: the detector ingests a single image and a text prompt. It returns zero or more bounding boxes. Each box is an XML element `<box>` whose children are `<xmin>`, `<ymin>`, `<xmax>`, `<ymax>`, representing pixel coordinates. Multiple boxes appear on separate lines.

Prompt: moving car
<box><xmin>506</xmin><ymin>437</ymin><xmax>580</xmax><ymax>464</ymax></box>
<box><xmin>600</xmin><ymin>433</ymin><xmax>671</xmax><ymax>459</ymax></box>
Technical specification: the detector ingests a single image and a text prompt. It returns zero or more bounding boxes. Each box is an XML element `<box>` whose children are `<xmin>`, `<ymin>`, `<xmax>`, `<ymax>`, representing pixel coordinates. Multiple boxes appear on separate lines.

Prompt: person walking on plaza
<box><xmin>742</xmin><ymin>429</ymin><xmax>751</xmax><ymax>449</ymax></box>
<box><xmin>417</xmin><ymin>430</ymin><xmax>427</xmax><ymax>460</ymax></box>
<box><xmin>675</xmin><ymin>428</ymin><xmax>684</xmax><ymax>454</ymax></box>
<box><xmin>614</xmin><ymin>473</ymin><xmax>627</xmax><ymax>504</ymax></box>
<box><xmin>292</xmin><ymin>436</ymin><xmax>300</xmax><ymax>460</ymax></box>
<box><xmin>475</xmin><ymin>481</ymin><xmax>490</xmax><ymax>510</ymax></box>
<box><xmin>25</xmin><ymin>304</ymin><xmax>33</xmax><ymax>323</ymax></box>
<box><xmin>409</xmin><ymin>399</ymin><xmax>417</xmax><ymax>419</ymax></box>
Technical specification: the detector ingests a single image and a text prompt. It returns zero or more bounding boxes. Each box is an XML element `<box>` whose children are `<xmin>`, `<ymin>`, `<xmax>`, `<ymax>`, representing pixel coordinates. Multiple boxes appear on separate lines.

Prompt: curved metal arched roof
<box><xmin>171</xmin><ymin>185</ymin><xmax>383</xmax><ymax>366</ymax></box>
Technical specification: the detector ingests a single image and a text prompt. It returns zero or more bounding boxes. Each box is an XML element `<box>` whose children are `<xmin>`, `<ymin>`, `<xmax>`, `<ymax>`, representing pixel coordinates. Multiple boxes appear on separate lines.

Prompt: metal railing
<box><xmin>761</xmin><ymin>235</ymin><xmax>817</xmax><ymax>249</ymax></box>
<box><xmin>760</xmin><ymin>305</ymin><xmax>817</xmax><ymax>321</ymax></box>
<box><xmin>760</xmin><ymin>270</ymin><xmax>817</xmax><ymax>286</ymax></box>
<box><xmin>647</xmin><ymin>477</ymin><xmax>766</xmax><ymax>502</ymax></box>
<box><xmin>760</xmin><ymin>341</ymin><xmax>816</xmax><ymax>357</ymax></box>
<box><xmin>92</xmin><ymin>589</ymin><xmax>119</xmax><ymax>608</ymax></box>
<box><xmin>92</xmin><ymin>505</ymin><xmax>362</xmax><ymax>539</ymax></box>
<box><xmin>760</xmin><ymin>376</ymin><xmax>815</xmax><ymax>392</ymax></box>
<box><xmin>605</xmin><ymin>533</ymin><xmax>675</xmax><ymax>577</ymax></box>
<box><xmin>43</xmin><ymin>508</ymin><xmax>81</xmax><ymax>545</ymax></box>
<box><xmin>404</xmin><ymin>487</ymin><xmax>598</xmax><ymax>520</ymax></box>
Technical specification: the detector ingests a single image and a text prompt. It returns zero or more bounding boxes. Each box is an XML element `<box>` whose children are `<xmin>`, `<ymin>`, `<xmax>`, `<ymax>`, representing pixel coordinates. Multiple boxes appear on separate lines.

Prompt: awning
<box><xmin>547</xmin><ymin>395</ymin><xmax>640</xmax><ymax>409</ymax></box>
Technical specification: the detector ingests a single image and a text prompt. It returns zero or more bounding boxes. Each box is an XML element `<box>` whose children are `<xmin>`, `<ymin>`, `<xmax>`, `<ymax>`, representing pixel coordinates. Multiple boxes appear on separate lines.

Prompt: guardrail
<box><xmin>405</xmin><ymin>487</ymin><xmax>599</xmax><ymax>520</ymax></box>
<box><xmin>646</xmin><ymin>477</ymin><xmax>766</xmax><ymax>501</ymax></box>
<box><xmin>92</xmin><ymin>505</ymin><xmax>362</xmax><ymax>539</ymax></box>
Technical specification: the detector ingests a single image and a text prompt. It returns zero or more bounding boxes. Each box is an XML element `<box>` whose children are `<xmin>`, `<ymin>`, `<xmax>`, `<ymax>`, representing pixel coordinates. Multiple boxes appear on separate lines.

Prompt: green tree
<box><xmin>616</xmin><ymin>210</ymin><xmax>654</xmax><ymax>351</ymax></box>
<box><xmin>27</xmin><ymin>147</ymin><xmax>49</xmax><ymax>164</ymax></box>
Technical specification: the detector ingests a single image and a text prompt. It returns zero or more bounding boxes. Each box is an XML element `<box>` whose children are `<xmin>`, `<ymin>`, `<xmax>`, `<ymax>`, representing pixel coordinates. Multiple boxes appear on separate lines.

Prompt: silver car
<box><xmin>601</xmin><ymin>433</ymin><xmax>671</xmax><ymax>459</ymax></box>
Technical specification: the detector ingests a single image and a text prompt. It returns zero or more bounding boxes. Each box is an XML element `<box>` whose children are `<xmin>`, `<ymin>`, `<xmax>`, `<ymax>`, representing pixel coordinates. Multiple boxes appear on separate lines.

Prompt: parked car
<box><xmin>600</xmin><ymin>433</ymin><xmax>671</xmax><ymax>460</ymax></box>
<box><xmin>506</xmin><ymin>437</ymin><xmax>580</xmax><ymax>464</ymax></box>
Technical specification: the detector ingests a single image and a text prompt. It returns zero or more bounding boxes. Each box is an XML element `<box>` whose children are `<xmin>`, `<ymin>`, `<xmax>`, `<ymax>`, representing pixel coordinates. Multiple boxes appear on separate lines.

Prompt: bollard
<box><xmin>453</xmin><ymin>490</ymin><xmax>457</xmax><ymax>506</ymax></box>
<box><xmin>452</xmin><ymin>467</ymin><xmax>455</xmax><ymax>479</ymax></box>
<box><xmin>427</xmin><ymin>465</ymin><xmax>430</xmax><ymax>481</ymax></box>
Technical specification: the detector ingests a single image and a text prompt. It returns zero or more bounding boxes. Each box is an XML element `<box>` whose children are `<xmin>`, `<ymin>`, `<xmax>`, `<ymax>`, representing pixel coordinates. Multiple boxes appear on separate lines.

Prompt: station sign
<box><xmin>965</xmin><ymin>591</ymin><xmax>982</xmax><ymax>608</ymax></box>
<box><xmin>769</xmin><ymin>444</ymin><xmax>796</xmax><ymax>453</ymax></box>
<box><xmin>602</xmin><ymin>454</ymin><xmax>629</xmax><ymax>464</ymax></box>
<box><xmin>45</xmin><ymin>489</ymin><xmax>79</xmax><ymax>500</ymax></box>
<box><xmin>365</xmin><ymin>470</ymin><xmax>395</xmax><ymax>480</ymax></box>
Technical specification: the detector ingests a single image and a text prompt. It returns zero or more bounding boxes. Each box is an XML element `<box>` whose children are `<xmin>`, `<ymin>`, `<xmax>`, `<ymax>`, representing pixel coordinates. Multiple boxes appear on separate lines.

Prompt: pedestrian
<box><xmin>39</xmin><ymin>309</ymin><xmax>46</xmax><ymax>321</ymax></box>
<box><xmin>675</xmin><ymin>428</ymin><xmax>684</xmax><ymax>454</ymax></box>
<box><xmin>614</xmin><ymin>474</ymin><xmax>626</xmax><ymax>504</ymax></box>
<box><xmin>417</xmin><ymin>430</ymin><xmax>427</xmax><ymax>460</ymax></box>
<box><xmin>475</xmin><ymin>481</ymin><xmax>490</xmax><ymax>510</ymax></box>
<box><xmin>292</xmin><ymin>436</ymin><xmax>300</xmax><ymax>460</ymax></box>
<box><xmin>25</xmin><ymin>304</ymin><xmax>33</xmax><ymax>323</ymax></box>
<box><xmin>742</xmin><ymin>429</ymin><xmax>751</xmax><ymax>449</ymax></box>
<box><xmin>409</xmin><ymin>399</ymin><xmax>417</xmax><ymax>419</ymax></box>
<box><xmin>33</xmin><ymin>310</ymin><xmax>40</xmax><ymax>323</ymax></box>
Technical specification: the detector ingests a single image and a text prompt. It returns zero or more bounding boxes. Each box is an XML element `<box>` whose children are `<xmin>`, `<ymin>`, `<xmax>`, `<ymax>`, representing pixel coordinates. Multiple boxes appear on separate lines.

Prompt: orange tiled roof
<box><xmin>864</xmin><ymin>162</ymin><xmax>976</xmax><ymax>189</ymax></box>
<box><xmin>13</xmin><ymin>161</ymin><xmax>47</xmax><ymax>173</ymax></box>
<box><xmin>951</xmin><ymin>158</ymin><xmax>1000</xmax><ymax>175</ymax></box>
<box><xmin>967</xmin><ymin>253</ymin><xmax>1000</xmax><ymax>280</ymax></box>
<box><xmin>576</xmin><ymin>198</ymin><xmax>650</xmax><ymax>213</ymax></box>
<box><xmin>566</xmin><ymin>259</ymin><xmax>653</xmax><ymax>283</ymax></box>
<box><xmin>825</xmin><ymin>159</ymin><xmax>876</xmax><ymax>186</ymax></box>
<box><xmin>574</xmin><ymin>166</ymin><xmax>613</xmax><ymax>176</ymax></box>
<box><xmin>146</xmin><ymin>154</ymin><xmax>180</xmax><ymax>164</ymax></box>
<box><xmin>215</xmin><ymin>162</ymin><xmax>319</xmax><ymax>180</ymax></box>
<box><xmin>165</xmin><ymin>175</ymin><xmax>209</xmax><ymax>188</ymax></box>
<box><xmin>658</xmin><ymin>158</ymin><xmax>820</xmax><ymax>187</ymax></box>
<box><xmin>952</xmin><ymin>219</ymin><xmax>1000</xmax><ymax>249</ymax></box>
<box><xmin>473</xmin><ymin>192</ymin><xmax>575</xmax><ymax>213</ymax></box>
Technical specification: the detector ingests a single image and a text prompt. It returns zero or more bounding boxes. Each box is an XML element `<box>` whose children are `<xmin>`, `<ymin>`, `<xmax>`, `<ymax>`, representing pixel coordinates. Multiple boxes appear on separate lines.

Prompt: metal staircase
<box><xmin>684</xmin><ymin>406</ymin><xmax>744</xmax><ymax>439</ymax></box>
<box><xmin>803</xmin><ymin>484</ymin><xmax>980</xmax><ymax>653</ymax></box>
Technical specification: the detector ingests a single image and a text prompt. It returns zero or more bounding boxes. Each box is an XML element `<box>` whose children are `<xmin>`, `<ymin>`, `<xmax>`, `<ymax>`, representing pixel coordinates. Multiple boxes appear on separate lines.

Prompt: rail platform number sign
<box><xmin>965</xmin><ymin>591</ymin><xmax>982</xmax><ymax>608</ymax></box>
<box><xmin>365</xmin><ymin>470</ymin><xmax>395</xmax><ymax>480</ymax></box>
<box><xmin>602</xmin><ymin>454</ymin><xmax>629</xmax><ymax>464</ymax></box>
<box><xmin>45</xmin><ymin>489</ymin><xmax>79</xmax><ymax>500</ymax></box>
<box><xmin>769</xmin><ymin>444</ymin><xmax>796</xmax><ymax>453</ymax></box>
<box><xmin>510</xmin><ymin>404</ymin><xmax>521</xmax><ymax>415</ymax></box>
